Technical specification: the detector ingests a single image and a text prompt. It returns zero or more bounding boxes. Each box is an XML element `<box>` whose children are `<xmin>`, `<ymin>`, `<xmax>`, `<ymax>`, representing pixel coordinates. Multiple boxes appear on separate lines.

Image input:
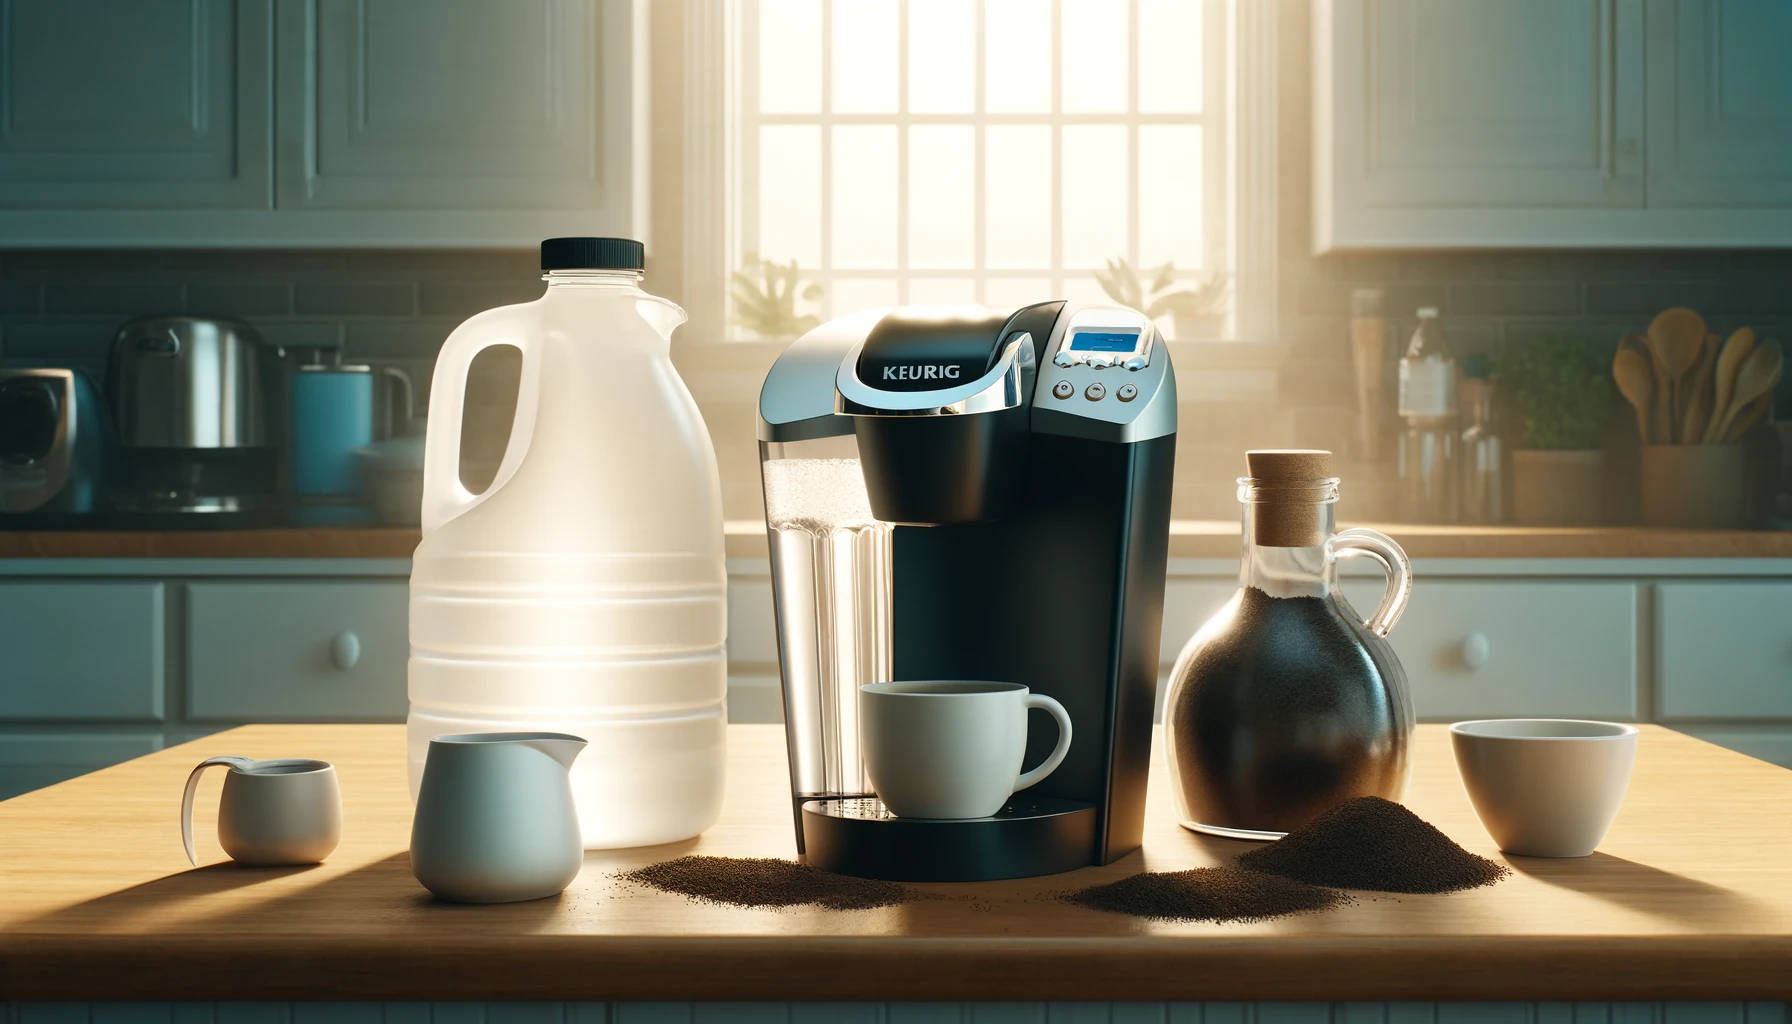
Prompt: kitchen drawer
<box><xmin>187</xmin><ymin>582</ymin><xmax>408</xmax><ymax>722</ymax></box>
<box><xmin>0</xmin><ymin>733</ymin><xmax>162</xmax><ymax>801</ymax></box>
<box><xmin>726</xmin><ymin>574</ymin><xmax>778</xmax><ymax>665</ymax></box>
<box><xmin>1656</xmin><ymin>582</ymin><xmax>1792</xmax><ymax>720</ymax></box>
<box><xmin>0</xmin><ymin>582</ymin><xmax>164</xmax><ymax>722</ymax></box>
<box><xmin>1341</xmin><ymin>579</ymin><xmax>1639</xmax><ymax>721</ymax></box>
<box><xmin>1670</xmin><ymin>725</ymin><xmax>1792</xmax><ymax>770</ymax></box>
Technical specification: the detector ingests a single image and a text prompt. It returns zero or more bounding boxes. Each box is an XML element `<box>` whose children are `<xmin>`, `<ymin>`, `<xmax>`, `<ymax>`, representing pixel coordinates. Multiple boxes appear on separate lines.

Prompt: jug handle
<box><xmin>182</xmin><ymin>756</ymin><xmax>255</xmax><ymax>866</ymax></box>
<box><xmin>420</xmin><ymin>309</ymin><xmax>541</xmax><ymax>535</ymax></box>
<box><xmin>1326</xmin><ymin>527</ymin><xmax>1412</xmax><ymax>637</ymax></box>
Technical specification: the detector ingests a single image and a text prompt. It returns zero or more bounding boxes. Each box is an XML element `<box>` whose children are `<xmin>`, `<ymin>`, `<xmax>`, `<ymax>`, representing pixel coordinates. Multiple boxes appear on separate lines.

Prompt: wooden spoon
<box><xmin>1725</xmin><ymin>394</ymin><xmax>1773</xmax><ymax>443</ymax></box>
<box><xmin>1678</xmin><ymin>332</ymin><xmax>1721</xmax><ymax>444</ymax></box>
<box><xmin>1703</xmin><ymin>326</ymin><xmax>1756</xmax><ymax>443</ymax></box>
<box><xmin>1648</xmin><ymin>307</ymin><xmax>1707</xmax><ymax>433</ymax></box>
<box><xmin>1613</xmin><ymin>345</ymin><xmax>1656</xmax><ymax>445</ymax></box>
<box><xmin>1709</xmin><ymin>338</ymin><xmax>1783</xmax><ymax>444</ymax></box>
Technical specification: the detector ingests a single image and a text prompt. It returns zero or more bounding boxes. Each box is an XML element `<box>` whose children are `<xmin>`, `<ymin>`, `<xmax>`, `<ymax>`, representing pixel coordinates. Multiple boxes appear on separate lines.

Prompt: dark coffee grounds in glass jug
<box><xmin>1238</xmin><ymin>796</ymin><xmax>1509</xmax><ymax>894</ymax></box>
<box><xmin>622</xmin><ymin>855</ymin><xmax>915</xmax><ymax>910</ymax></box>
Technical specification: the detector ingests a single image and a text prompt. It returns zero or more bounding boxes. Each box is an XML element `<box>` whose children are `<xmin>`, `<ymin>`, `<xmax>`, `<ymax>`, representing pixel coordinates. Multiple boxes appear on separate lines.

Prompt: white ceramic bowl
<box><xmin>1450</xmin><ymin>719</ymin><xmax>1639</xmax><ymax>858</ymax></box>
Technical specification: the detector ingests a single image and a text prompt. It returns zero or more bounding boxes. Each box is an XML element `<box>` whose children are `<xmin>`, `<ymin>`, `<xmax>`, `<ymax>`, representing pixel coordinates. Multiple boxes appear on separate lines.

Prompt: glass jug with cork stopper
<box><xmin>1164</xmin><ymin>449</ymin><xmax>1415</xmax><ymax>840</ymax></box>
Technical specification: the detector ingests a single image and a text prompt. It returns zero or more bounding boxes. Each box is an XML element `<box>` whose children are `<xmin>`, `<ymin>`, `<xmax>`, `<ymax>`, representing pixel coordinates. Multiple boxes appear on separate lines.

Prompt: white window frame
<box><xmin>681</xmin><ymin>0</ymin><xmax>1279</xmax><ymax>352</ymax></box>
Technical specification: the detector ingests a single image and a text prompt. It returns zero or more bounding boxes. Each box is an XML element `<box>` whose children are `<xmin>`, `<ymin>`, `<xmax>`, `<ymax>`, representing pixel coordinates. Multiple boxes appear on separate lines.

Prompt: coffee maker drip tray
<box><xmin>800</xmin><ymin>796</ymin><xmax>1098</xmax><ymax>882</ymax></box>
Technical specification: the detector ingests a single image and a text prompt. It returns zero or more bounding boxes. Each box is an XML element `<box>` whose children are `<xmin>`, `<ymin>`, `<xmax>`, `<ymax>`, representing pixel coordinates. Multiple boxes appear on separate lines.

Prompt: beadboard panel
<box><xmin>3</xmin><ymin>1004</ymin><xmax>1788</xmax><ymax>1024</ymax></box>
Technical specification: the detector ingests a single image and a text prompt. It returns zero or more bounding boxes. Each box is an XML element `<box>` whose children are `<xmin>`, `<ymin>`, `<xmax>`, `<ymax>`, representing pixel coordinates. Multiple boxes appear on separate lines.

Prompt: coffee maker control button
<box><xmin>1053</xmin><ymin>351</ymin><xmax>1074</xmax><ymax>368</ymax></box>
<box><xmin>1052</xmin><ymin>380</ymin><xmax>1075</xmax><ymax>400</ymax></box>
<box><xmin>1087</xmin><ymin>355</ymin><xmax>1114</xmax><ymax>369</ymax></box>
<box><xmin>1117</xmin><ymin>383</ymin><xmax>1139</xmax><ymax>402</ymax></box>
<box><xmin>1084</xmin><ymin>382</ymin><xmax>1107</xmax><ymax>401</ymax></box>
<box><xmin>1124</xmin><ymin>356</ymin><xmax>1148</xmax><ymax>371</ymax></box>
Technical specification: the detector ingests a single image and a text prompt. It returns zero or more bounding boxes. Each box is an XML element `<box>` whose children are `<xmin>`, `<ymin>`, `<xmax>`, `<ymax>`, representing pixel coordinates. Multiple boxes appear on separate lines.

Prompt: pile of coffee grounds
<box><xmin>622</xmin><ymin>856</ymin><xmax>913</xmax><ymax>911</ymax></box>
<box><xmin>1067</xmin><ymin>866</ymin><xmax>1348</xmax><ymax>923</ymax></box>
<box><xmin>1237</xmin><ymin>796</ymin><xmax>1508</xmax><ymax>894</ymax></box>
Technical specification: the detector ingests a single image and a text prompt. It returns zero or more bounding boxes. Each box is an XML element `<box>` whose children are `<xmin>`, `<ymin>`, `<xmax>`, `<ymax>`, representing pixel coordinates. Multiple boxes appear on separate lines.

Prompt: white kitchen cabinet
<box><xmin>1655</xmin><ymin>581</ymin><xmax>1792</xmax><ymax>720</ymax></box>
<box><xmin>0</xmin><ymin>0</ymin><xmax>645</xmax><ymax>246</ymax></box>
<box><xmin>0</xmin><ymin>0</ymin><xmax>273</xmax><ymax>211</ymax></box>
<box><xmin>0</xmin><ymin>582</ymin><xmax>165</xmax><ymax>722</ymax></box>
<box><xmin>1314</xmin><ymin>0</ymin><xmax>1792</xmax><ymax>248</ymax></box>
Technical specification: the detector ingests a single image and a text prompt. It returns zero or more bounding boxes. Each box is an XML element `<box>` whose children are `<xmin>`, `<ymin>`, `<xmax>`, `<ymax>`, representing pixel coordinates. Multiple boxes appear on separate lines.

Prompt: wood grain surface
<box><xmin>6</xmin><ymin>522</ymin><xmax>1790</xmax><ymax>561</ymax></box>
<box><xmin>1</xmin><ymin>724</ymin><xmax>1789</xmax><ymax>1002</ymax></box>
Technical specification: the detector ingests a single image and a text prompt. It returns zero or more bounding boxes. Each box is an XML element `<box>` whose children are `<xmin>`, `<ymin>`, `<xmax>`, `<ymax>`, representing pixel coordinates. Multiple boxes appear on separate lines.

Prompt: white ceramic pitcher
<box><xmin>410</xmin><ymin>732</ymin><xmax>587</xmax><ymax>903</ymax></box>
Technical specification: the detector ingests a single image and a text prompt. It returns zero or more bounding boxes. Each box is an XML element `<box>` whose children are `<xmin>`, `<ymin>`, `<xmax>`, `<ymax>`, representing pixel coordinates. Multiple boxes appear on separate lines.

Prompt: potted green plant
<box><xmin>1094</xmin><ymin>259</ymin><xmax>1229</xmax><ymax>341</ymax></box>
<box><xmin>731</xmin><ymin>253</ymin><xmax>823</xmax><ymax>340</ymax></box>
<box><xmin>1495</xmin><ymin>335</ymin><xmax>1616</xmax><ymax>526</ymax></box>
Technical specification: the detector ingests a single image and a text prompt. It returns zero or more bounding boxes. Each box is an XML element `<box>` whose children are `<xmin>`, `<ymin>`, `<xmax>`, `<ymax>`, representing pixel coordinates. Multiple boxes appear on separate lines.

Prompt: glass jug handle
<box><xmin>1325</xmin><ymin>527</ymin><xmax>1412</xmax><ymax>637</ymax></box>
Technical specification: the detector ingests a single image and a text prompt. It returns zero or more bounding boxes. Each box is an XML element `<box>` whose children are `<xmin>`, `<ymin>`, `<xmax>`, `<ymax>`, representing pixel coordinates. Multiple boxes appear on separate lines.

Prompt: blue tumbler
<box><xmin>291</xmin><ymin>363</ymin><xmax>373</xmax><ymax>495</ymax></box>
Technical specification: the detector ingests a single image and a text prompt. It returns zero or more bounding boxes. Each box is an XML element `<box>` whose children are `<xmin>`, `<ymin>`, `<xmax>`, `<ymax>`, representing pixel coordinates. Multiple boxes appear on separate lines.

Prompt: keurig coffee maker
<box><xmin>757</xmin><ymin>302</ymin><xmax>1176</xmax><ymax>881</ymax></box>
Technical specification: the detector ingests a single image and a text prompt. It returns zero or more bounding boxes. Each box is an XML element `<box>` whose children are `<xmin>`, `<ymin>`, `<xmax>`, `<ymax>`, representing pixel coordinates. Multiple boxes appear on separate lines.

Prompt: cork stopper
<box><xmin>1245</xmin><ymin>449</ymin><xmax>1334</xmax><ymax>548</ymax></box>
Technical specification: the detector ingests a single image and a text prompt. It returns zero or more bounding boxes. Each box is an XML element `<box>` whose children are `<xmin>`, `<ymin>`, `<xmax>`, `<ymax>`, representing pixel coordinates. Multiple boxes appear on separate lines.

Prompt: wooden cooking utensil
<box><xmin>1679</xmin><ymin>332</ymin><xmax>1721</xmax><ymax>445</ymax></box>
<box><xmin>1648</xmin><ymin>307</ymin><xmax>1707</xmax><ymax>432</ymax></box>
<box><xmin>1704</xmin><ymin>326</ymin><xmax>1757</xmax><ymax>443</ymax></box>
<box><xmin>1709</xmin><ymin>339</ymin><xmax>1783</xmax><ymax>444</ymax></box>
<box><xmin>1613</xmin><ymin>345</ymin><xmax>1656</xmax><ymax>444</ymax></box>
<box><xmin>1725</xmin><ymin>394</ymin><xmax>1772</xmax><ymax>443</ymax></box>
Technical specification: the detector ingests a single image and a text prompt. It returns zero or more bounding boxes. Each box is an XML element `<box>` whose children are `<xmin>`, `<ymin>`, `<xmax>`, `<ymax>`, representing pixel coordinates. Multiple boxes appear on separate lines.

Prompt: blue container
<box><xmin>291</xmin><ymin>365</ymin><xmax>373</xmax><ymax>496</ymax></box>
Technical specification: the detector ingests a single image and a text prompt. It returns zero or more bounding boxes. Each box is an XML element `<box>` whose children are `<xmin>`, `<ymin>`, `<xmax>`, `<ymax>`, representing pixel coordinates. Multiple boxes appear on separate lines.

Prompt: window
<box><xmin>725</xmin><ymin>0</ymin><xmax>1232</xmax><ymax>341</ymax></box>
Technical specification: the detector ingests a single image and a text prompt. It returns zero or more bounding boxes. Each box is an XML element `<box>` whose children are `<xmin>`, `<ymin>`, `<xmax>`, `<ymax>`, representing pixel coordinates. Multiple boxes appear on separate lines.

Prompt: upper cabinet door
<box><xmin>275</xmin><ymin>0</ymin><xmax>642</xmax><ymax>235</ymax></box>
<box><xmin>0</xmin><ymin>0</ymin><xmax>272</xmax><ymax>209</ymax></box>
<box><xmin>1314</xmin><ymin>0</ymin><xmax>1646</xmax><ymax>249</ymax></box>
<box><xmin>1646</xmin><ymin>0</ymin><xmax>1792</xmax><ymax>210</ymax></box>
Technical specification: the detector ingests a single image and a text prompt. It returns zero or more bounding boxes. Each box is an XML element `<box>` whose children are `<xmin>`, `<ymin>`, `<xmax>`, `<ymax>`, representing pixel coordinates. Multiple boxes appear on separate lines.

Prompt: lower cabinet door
<box><xmin>1656</xmin><ymin>582</ymin><xmax>1792</xmax><ymax>720</ymax></box>
<box><xmin>186</xmin><ymin>581</ymin><xmax>408</xmax><ymax>722</ymax></box>
<box><xmin>0</xmin><ymin>733</ymin><xmax>163</xmax><ymax>800</ymax></box>
<box><xmin>1340</xmin><ymin>579</ymin><xmax>1639</xmax><ymax>721</ymax></box>
<box><xmin>0</xmin><ymin>582</ymin><xmax>165</xmax><ymax>722</ymax></box>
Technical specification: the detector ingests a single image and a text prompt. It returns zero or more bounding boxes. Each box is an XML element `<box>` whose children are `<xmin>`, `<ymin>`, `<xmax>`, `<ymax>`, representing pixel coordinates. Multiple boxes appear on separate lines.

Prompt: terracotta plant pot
<box><xmin>1512</xmin><ymin>449</ymin><xmax>1604</xmax><ymax>526</ymax></box>
<box><xmin>1641</xmin><ymin>444</ymin><xmax>1747</xmax><ymax>529</ymax></box>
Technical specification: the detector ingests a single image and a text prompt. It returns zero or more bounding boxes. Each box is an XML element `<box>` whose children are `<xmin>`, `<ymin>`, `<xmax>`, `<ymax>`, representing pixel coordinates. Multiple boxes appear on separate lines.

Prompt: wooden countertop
<box><xmin>2</xmin><ymin>724</ymin><xmax>1790</xmax><ymax>1002</ymax></box>
<box><xmin>3</xmin><ymin>520</ymin><xmax>1790</xmax><ymax>561</ymax></box>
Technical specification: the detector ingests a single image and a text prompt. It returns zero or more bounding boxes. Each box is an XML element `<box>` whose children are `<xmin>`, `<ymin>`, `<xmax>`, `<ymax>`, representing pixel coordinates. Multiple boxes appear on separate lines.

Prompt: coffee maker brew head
<box><xmin>833</xmin><ymin>306</ymin><xmax>1047</xmax><ymax>525</ymax></box>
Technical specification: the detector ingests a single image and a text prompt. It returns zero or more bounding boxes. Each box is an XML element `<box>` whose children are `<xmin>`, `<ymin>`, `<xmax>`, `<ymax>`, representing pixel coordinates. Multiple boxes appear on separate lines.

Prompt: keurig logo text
<box><xmin>882</xmin><ymin>365</ymin><xmax>962</xmax><ymax>381</ymax></box>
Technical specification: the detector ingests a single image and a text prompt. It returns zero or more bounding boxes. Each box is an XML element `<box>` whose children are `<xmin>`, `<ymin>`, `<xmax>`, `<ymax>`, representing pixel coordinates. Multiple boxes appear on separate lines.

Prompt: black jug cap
<box><xmin>540</xmin><ymin>237</ymin><xmax>645</xmax><ymax>271</ymax></box>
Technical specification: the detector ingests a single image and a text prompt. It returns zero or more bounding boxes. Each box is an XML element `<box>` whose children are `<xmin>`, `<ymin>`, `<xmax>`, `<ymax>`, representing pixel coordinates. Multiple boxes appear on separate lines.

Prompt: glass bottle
<box><xmin>1458</xmin><ymin>353</ymin><xmax>1506</xmax><ymax>524</ymax></box>
<box><xmin>1164</xmin><ymin>449</ymin><xmax>1415</xmax><ymax>840</ymax></box>
<box><xmin>1397</xmin><ymin>307</ymin><xmax>1459</xmax><ymax>522</ymax></box>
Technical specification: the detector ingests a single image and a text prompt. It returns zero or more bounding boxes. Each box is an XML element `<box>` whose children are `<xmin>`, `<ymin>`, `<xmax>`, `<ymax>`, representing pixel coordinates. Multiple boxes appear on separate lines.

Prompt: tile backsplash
<box><xmin>3</xmin><ymin>247</ymin><xmax>1787</xmax><ymax>524</ymax></box>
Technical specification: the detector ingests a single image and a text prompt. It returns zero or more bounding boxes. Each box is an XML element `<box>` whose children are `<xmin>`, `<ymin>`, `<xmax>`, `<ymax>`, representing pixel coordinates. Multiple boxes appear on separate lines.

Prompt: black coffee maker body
<box><xmin>756</xmin><ymin>302</ymin><xmax>1176</xmax><ymax>881</ymax></box>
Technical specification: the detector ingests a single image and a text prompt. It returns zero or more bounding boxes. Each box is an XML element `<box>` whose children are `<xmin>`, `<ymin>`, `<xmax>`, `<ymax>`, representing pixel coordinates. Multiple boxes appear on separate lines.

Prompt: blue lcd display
<box><xmin>1068</xmin><ymin>330</ymin><xmax>1140</xmax><ymax>353</ymax></box>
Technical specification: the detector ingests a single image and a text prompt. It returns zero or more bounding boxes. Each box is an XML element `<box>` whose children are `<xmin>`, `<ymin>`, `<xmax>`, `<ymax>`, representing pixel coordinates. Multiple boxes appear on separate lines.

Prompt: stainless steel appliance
<box><xmin>105</xmin><ymin>316</ymin><xmax>279</xmax><ymax>513</ymax></box>
<box><xmin>0</xmin><ymin>369</ymin><xmax>110</xmax><ymax>514</ymax></box>
<box><xmin>757</xmin><ymin>302</ymin><xmax>1177</xmax><ymax>881</ymax></box>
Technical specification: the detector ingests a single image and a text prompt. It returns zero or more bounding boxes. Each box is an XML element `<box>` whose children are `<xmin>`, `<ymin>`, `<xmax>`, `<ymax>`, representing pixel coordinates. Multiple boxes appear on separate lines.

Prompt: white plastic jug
<box><xmin>409</xmin><ymin>238</ymin><xmax>727</xmax><ymax>849</ymax></box>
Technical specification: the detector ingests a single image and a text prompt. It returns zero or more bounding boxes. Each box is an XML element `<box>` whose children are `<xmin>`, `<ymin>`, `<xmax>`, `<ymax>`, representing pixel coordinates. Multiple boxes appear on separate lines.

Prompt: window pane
<box><xmin>1061</xmin><ymin>124</ymin><xmax>1128</xmax><ymax>269</ymax></box>
<box><xmin>909</xmin><ymin>125</ymin><xmax>975</xmax><ymax>269</ymax></box>
<box><xmin>907</xmin><ymin>278</ymin><xmax>977</xmax><ymax>305</ymax></box>
<box><xmin>984</xmin><ymin>125</ymin><xmax>1051</xmax><ymax>268</ymax></box>
<box><xmin>830</xmin><ymin>277</ymin><xmax>899</xmax><ymax>317</ymax></box>
<box><xmin>832</xmin><ymin>125</ymin><xmax>898</xmax><ymax>268</ymax></box>
<box><xmin>984</xmin><ymin>276</ymin><xmax>1053</xmax><ymax>309</ymax></box>
<box><xmin>1061</xmin><ymin>0</ymin><xmax>1128</xmax><ymax>113</ymax></box>
<box><xmin>832</xmin><ymin>0</ymin><xmax>898</xmax><ymax>113</ymax></box>
<box><xmin>1063</xmin><ymin>274</ymin><xmax>1114</xmax><ymax>309</ymax></box>
<box><xmin>1138</xmin><ymin>0</ymin><xmax>1201</xmax><ymax>113</ymax></box>
<box><xmin>760</xmin><ymin>0</ymin><xmax>822</xmax><ymax>113</ymax></box>
<box><xmin>1138</xmin><ymin>125</ymin><xmax>1203</xmax><ymax>269</ymax></box>
<box><xmin>985</xmin><ymin>0</ymin><xmax>1050</xmax><ymax>113</ymax></box>
<box><xmin>759</xmin><ymin>125</ymin><xmax>823</xmax><ymax>267</ymax></box>
<box><xmin>909</xmin><ymin>0</ymin><xmax>974</xmax><ymax>113</ymax></box>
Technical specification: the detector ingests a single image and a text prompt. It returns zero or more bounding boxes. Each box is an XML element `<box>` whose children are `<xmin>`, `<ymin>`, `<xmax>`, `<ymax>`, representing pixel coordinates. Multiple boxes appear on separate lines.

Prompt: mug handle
<box><xmin>1014</xmin><ymin>694</ymin><xmax>1074</xmax><ymax>792</ymax></box>
<box><xmin>182</xmin><ymin>756</ymin><xmax>254</xmax><ymax>866</ymax></box>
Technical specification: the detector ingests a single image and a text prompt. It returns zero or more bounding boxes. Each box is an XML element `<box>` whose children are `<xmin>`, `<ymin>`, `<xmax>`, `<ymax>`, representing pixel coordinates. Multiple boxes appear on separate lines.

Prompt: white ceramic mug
<box><xmin>181</xmin><ymin>756</ymin><xmax>342</xmax><ymax>867</ymax></box>
<box><xmin>1451</xmin><ymin>719</ymin><xmax>1639</xmax><ymax>858</ymax></box>
<box><xmin>860</xmin><ymin>681</ymin><xmax>1073</xmax><ymax>819</ymax></box>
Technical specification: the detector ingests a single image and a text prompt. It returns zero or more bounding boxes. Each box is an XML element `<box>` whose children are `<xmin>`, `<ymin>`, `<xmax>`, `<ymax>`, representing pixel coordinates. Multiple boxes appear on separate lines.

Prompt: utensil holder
<box><xmin>1641</xmin><ymin>444</ymin><xmax>1747</xmax><ymax>528</ymax></box>
<box><xmin>1512</xmin><ymin>449</ymin><xmax>1604</xmax><ymax>526</ymax></box>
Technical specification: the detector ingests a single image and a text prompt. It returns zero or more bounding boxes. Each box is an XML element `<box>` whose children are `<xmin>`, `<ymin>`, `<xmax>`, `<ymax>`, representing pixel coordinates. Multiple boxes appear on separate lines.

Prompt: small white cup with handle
<box><xmin>860</xmin><ymin>680</ymin><xmax>1073</xmax><ymax>819</ymax></box>
<box><xmin>181</xmin><ymin>756</ymin><xmax>342</xmax><ymax>867</ymax></box>
<box><xmin>1451</xmin><ymin>719</ymin><xmax>1639</xmax><ymax>858</ymax></box>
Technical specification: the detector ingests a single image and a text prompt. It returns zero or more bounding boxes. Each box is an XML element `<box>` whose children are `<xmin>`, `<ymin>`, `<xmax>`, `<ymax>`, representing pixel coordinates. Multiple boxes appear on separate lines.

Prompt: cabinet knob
<box><xmin>1460</xmin><ymin>632</ymin><xmax>1491</xmax><ymax>670</ymax></box>
<box><xmin>330</xmin><ymin>631</ymin><xmax>361</xmax><ymax>671</ymax></box>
